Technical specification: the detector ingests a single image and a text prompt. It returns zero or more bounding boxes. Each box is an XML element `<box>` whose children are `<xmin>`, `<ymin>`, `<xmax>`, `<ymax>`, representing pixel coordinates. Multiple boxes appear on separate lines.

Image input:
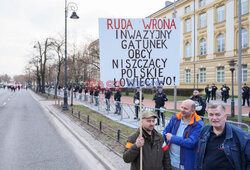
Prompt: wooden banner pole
<box><xmin>139</xmin><ymin>86</ymin><xmax>143</xmax><ymax>170</ymax></box>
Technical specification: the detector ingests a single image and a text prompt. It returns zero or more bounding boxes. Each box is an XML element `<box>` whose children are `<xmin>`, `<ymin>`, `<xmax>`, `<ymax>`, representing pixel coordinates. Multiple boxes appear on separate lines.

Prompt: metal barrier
<box><xmin>46</xmin><ymin>88</ymin><xmax>250</xmax><ymax>133</ymax></box>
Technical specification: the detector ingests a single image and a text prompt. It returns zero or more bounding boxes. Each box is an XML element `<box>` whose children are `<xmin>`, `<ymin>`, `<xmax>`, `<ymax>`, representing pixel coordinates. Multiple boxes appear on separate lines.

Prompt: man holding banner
<box><xmin>123</xmin><ymin>111</ymin><xmax>169</xmax><ymax>170</ymax></box>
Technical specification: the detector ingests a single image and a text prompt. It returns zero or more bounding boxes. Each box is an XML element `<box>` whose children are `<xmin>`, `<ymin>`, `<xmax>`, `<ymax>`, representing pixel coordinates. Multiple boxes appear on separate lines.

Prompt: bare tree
<box><xmin>0</xmin><ymin>74</ymin><xmax>11</xmax><ymax>83</ymax></box>
<box><xmin>34</xmin><ymin>38</ymin><xmax>54</xmax><ymax>93</ymax></box>
<box><xmin>50</xmin><ymin>37</ymin><xmax>65</xmax><ymax>98</ymax></box>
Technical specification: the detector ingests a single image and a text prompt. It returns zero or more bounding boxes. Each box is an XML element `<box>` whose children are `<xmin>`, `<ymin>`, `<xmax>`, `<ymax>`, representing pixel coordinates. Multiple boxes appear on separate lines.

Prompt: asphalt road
<box><xmin>0</xmin><ymin>88</ymin><xmax>106</xmax><ymax>170</ymax></box>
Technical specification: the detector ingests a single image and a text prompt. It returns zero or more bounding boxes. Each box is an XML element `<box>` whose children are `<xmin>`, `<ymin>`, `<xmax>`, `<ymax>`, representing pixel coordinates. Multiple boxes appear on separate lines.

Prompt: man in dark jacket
<box><xmin>195</xmin><ymin>104</ymin><xmax>250</xmax><ymax>170</ymax></box>
<box><xmin>104</xmin><ymin>87</ymin><xmax>112</xmax><ymax>111</ymax></box>
<box><xmin>220</xmin><ymin>84</ymin><xmax>230</xmax><ymax>103</ymax></box>
<box><xmin>163</xmin><ymin>99</ymin><xmax>204</xmax><ymax>170</ymax></box>
<box><xmin>123</xmin><ymin>111</ymin><xmax>170</xmax><ymax>170</ymax></box>
<box><xmin>190</xmin><ymin>89</ymin><xmax>206</xmax><ymax>117</ymax></box>
<box><xmin>84</xmin><ymin>86</ymin><xmax>88</xmax><ymax>101</ymax></box>
<box><xmin>94</xmin><ymin>86</ymin><xmax>100</xmax><ymax>106</ymax></box>
<box><xmin>134</xmin><ymin>87</ymin><xmax>144</xmax><ymax>120</ymax></box>
<box><xmin>211</xmin><ymin>83</ymin><xmax>218</xmax><ymax>100</ymax></box>
<box><xmin>78</xmin><ymin>85</ymin><xmax>83</xmax><ymax>100</ymax></box>
<box><xmin>153</xmin><ymin>86</ymin><xmax>168</xmax><ymax>126</ymax></box>
<box><xmin>114</xmin><ymin>88</ymin><xmax>122</xmax><ymax>115</ymax></box>
<box><xmin>89</xmin><ymin>87</ymin><xmax>94</xmax><ymax>104</ymax></box>
<box><xmin>204</xmin><ymin>84</ymin><xmax>211</xmax><ymax>103</ymax></box>
<box><xmin>242</xmin><ymin>83</ymin><xmax>249</xmax><ymax>106</ymax></box>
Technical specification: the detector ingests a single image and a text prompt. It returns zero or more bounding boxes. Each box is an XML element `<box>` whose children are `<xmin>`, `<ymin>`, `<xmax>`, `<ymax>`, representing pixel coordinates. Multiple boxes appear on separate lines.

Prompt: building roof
<box><xmin>147</xmin><ymin>0</ymin><xmax>182</xmax><ymax>18</ymax></box>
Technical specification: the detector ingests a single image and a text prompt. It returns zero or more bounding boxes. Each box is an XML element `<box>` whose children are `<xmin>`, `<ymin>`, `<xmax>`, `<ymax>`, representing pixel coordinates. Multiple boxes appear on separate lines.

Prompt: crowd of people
<box><xmin>204</xmin><ymin>83</ymin><xmax>249</xmax><ymax>106</ymax></box>
<box><xmin>53</xmin><ymin>84</ymin><xmax>249</xmax><ymax>169</ymax></box>
<box><xmin>0</xmin><ymin>84</ymin><xmax>28</xmax><ymax>91</ymax></box>
<box><xmin>123</xmin><ymin>101</ymin><xmax>250</xmax><ymax>170</ymax></box>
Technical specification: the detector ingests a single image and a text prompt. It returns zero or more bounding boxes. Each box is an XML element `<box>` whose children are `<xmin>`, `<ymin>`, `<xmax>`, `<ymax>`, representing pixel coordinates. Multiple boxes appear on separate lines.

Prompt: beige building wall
<box><xmin>148</xmin><ymin>0</ymin><xmax>250</xmax><ymax>95</ymax></box>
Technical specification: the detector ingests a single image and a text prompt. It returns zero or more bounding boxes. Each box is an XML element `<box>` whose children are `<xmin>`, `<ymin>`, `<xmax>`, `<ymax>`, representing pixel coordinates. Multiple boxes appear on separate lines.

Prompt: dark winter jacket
<box><xmin>211</xmin><ymin>85</ymin><xmax>218</xmax><ymax>94</ymax></box>
<box><xmin>104</xmin><ymin>91</ymin><xmax>112</xmax><ymax>99</ymax></box>
<box><xmin>153</xmin><ymin>92</ymin><xmax>168</xmax><ymax>108</ymax></box>
<box><xmin>190</xmin><ymin>95</ymin><xmax>206</xmax><ymax>116</ymax></box>
<box><xmin>242</xmin><ymin>86</ymin><xmax>249</xmax><ymax>98</ymax></box>
<box><xmin>195</xmin><ymin>123</ymin><xmax>250</xmax><ymax>170</ymax></box>
<box><xmin>114</xmin><ymin>91</ymin><xmax>122</xmax><ymax>101</ymax></box>
<box><xmin>123</xmin><ymin>129</ymin><xmax>169</xmax><ymax>170</ymax></box>
<box><xmin>134</xmin><ymin>92</ymin><xmax>144</xmax><ymax>103</ymax></box>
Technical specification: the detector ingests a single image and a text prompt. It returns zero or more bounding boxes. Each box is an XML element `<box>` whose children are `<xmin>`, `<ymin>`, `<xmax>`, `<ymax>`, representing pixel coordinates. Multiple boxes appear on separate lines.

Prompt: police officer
<box><xmin>89</xmin><ymin>87</ymin><xmax>94</xmax><ymax>104</ymax></box>
<box><xmin>153</xmin><ymin>86</ymin><xmax>168</xmax><ymax>126</ymax></box>
<box><xmin>205</xmin><ymin>84</ymin><xmax>212</xmax><ymax>103</ymax></box>
<box><xmin>134</xmin><ymin>87</ymin><xmax>144</xmax><ymax>120</ymax></box>
<box><xmin>114</xmin><ymin>88</ymin><xmax>122</xmax><ymax>115</ymax></box>
<box><xmin>84</xmin><ymin>86</ymin><xmax>88</xmax><ymax>101</ymax></box>
<box><xmin>104</xmin><ymin>87</ymin><xmax>112</xmax><ymax>111</ymax></box>
<box><xmin>94</xmin><ymin>86</ymin><xmax>100</xmax><ymax>106</ymax></box>
<box><xmin>220</xmin><ymin>84</ymin><xmax>230</xmax><ymax>103</ymax></box>
<box><xmin>211</xmin><ymin>83</ymin><xmax>218</xmax><ymax>100</ymax></box>
<box><xmin>78</xmin><ymin>85</ymin><xmax>82</xmax><ymax>100</ymax></box>
<box><xmin>190</xmin><ymin>89</ymin><xmax>206</xmax><ymax>117</ymax></box>
<box><xmin>242</xmin><ymin>83</ymin><xmax>249</xmax><ymax>107</ymax></box>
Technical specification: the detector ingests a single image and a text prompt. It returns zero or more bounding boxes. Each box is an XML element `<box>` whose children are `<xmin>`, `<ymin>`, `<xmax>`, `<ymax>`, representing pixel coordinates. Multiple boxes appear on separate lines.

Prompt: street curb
<box><xmin>30</xmin><ymin>91</ymin><xmax>115</xmax><ymax>170</ymax></box>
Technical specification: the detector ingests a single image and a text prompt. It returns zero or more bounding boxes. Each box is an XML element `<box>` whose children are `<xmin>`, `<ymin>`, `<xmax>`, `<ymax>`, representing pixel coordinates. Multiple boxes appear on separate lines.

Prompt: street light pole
<box><xmin>228</xmin><ymin>59</ymin><xmax>236</xmax><ymax>117</ymax></box>
<box><xmin>196</xmin><ymin>73</ymin><xmax>199</xmax><ymax>89</ymax></box>
<box><xmin>230</xmin><ymin>67</ymin><xmax>235</xmax><ymax>117</ymax></box>
<box><xmin>62</xmin><ymin>0</ymin><xmax>79</xmax><ymax>110</ymax></box>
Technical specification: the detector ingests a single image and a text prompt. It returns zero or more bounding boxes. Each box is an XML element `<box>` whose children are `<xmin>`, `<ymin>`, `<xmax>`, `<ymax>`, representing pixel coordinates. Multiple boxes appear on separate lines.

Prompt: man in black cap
<box><xmin>134</xmin><ymin>87</ymin><xmax>144</xmax><ymax>120</ymax></box>
<box><xmin>242</xmin><ymin>83</ymin><xmax>249</xmax><ymax>107</ymax></box>
<box><xmin>153</xmin><ymin>86</ymin><xmax>168</xmax><ymax>126</ymax></box>
<box><xmin>190</xmin><ymin>89</ymin><xmax>206</xmax><ymax>117</ymax></box>
<box><xmin>123</xmin><ymin>111</ymin><xmax>169</xmax><ymax>170</ymax></box>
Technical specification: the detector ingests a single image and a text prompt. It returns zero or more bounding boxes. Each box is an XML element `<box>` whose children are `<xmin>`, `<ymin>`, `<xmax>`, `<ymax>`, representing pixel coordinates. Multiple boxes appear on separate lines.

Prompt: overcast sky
<box><xmin>0</xmin><ymin>0</ymin><xmax>173</xmax><ymax>77</ymax></box>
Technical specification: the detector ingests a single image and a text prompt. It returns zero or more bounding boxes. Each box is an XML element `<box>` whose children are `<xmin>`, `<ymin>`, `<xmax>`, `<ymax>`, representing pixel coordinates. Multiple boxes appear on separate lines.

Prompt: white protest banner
<box><xmin>99</xmin><ymin>18</ymin><xmax>180</xmax><ymax>88</ymax></box>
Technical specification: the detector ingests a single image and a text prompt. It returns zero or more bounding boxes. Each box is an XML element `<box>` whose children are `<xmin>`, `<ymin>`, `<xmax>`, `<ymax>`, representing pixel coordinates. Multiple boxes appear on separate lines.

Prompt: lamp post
<box><xmin>228</xmin><ymin>59</ymin><xmax>236</xmax><ymax>117</ymax></box>
<box><xmin>62</xmin><ymin>0</ymin><xmax>79</xmax><ymax>110</ymax></box>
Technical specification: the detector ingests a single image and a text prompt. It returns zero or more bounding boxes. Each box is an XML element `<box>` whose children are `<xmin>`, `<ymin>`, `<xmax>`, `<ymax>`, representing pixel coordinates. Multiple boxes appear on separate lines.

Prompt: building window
<box><xmin>217</xmin><ymin>67</ymin><xmax>224</xmax><ymax>82</ymax></box>
<box><xmin>200</xmin><ymin>38</ymin><xmax>206</xmax><ymax>55</ymax></box>
<box><xmin>185</xmin><ymin>6</ymin><xmax>191</xmax><ymax>13</ymax></box>
<box><xmin>200</xmin><ymin>0</ymin><xmax>205</xmax><ymax>7</ymax></box>
<box><xmin>185</xmin><ymin>19</ymin><xmax>191</xmax><ymax>32</ymax></box>
<box><xmin>185</xmin><ymin>69</ymin><xmax>191</xmax><ymax>83</ymax></box>
<box><xmin>185</xmin><ymin>42</ymin><xmax>191</xmax><ymax>58</ymax></box>
<box><xmin>216</xmin><ymin>6</ymin><xmax>225</xmax><ymax>23</ymax></box>
<box><xmin>242</xmin><ymin>0</ymin><xmax>248</xmax><ymax>15</ymax></box>
<box><xmin>200</xmin><ymin>13</ymin><xmax>206</xmax><ymax>28</ymax></box>
<box><xmin>242</xmin><ymin>65</ymin><xmax>248</xmax><ymax>82</ymax></box>
<box><xmin>217</xmin><ymin>34</ymin><xmax>225</xmax><ymax>52</ymax></box>
<box><xmin>242</xmin><ymin>29</ymin><xmax>248</xmax><ymax>49</ymax></box>
<box><xmin>199</xmin><ymin>68</ymin><xmax>206</xmax><ymax>83</ymax></box>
